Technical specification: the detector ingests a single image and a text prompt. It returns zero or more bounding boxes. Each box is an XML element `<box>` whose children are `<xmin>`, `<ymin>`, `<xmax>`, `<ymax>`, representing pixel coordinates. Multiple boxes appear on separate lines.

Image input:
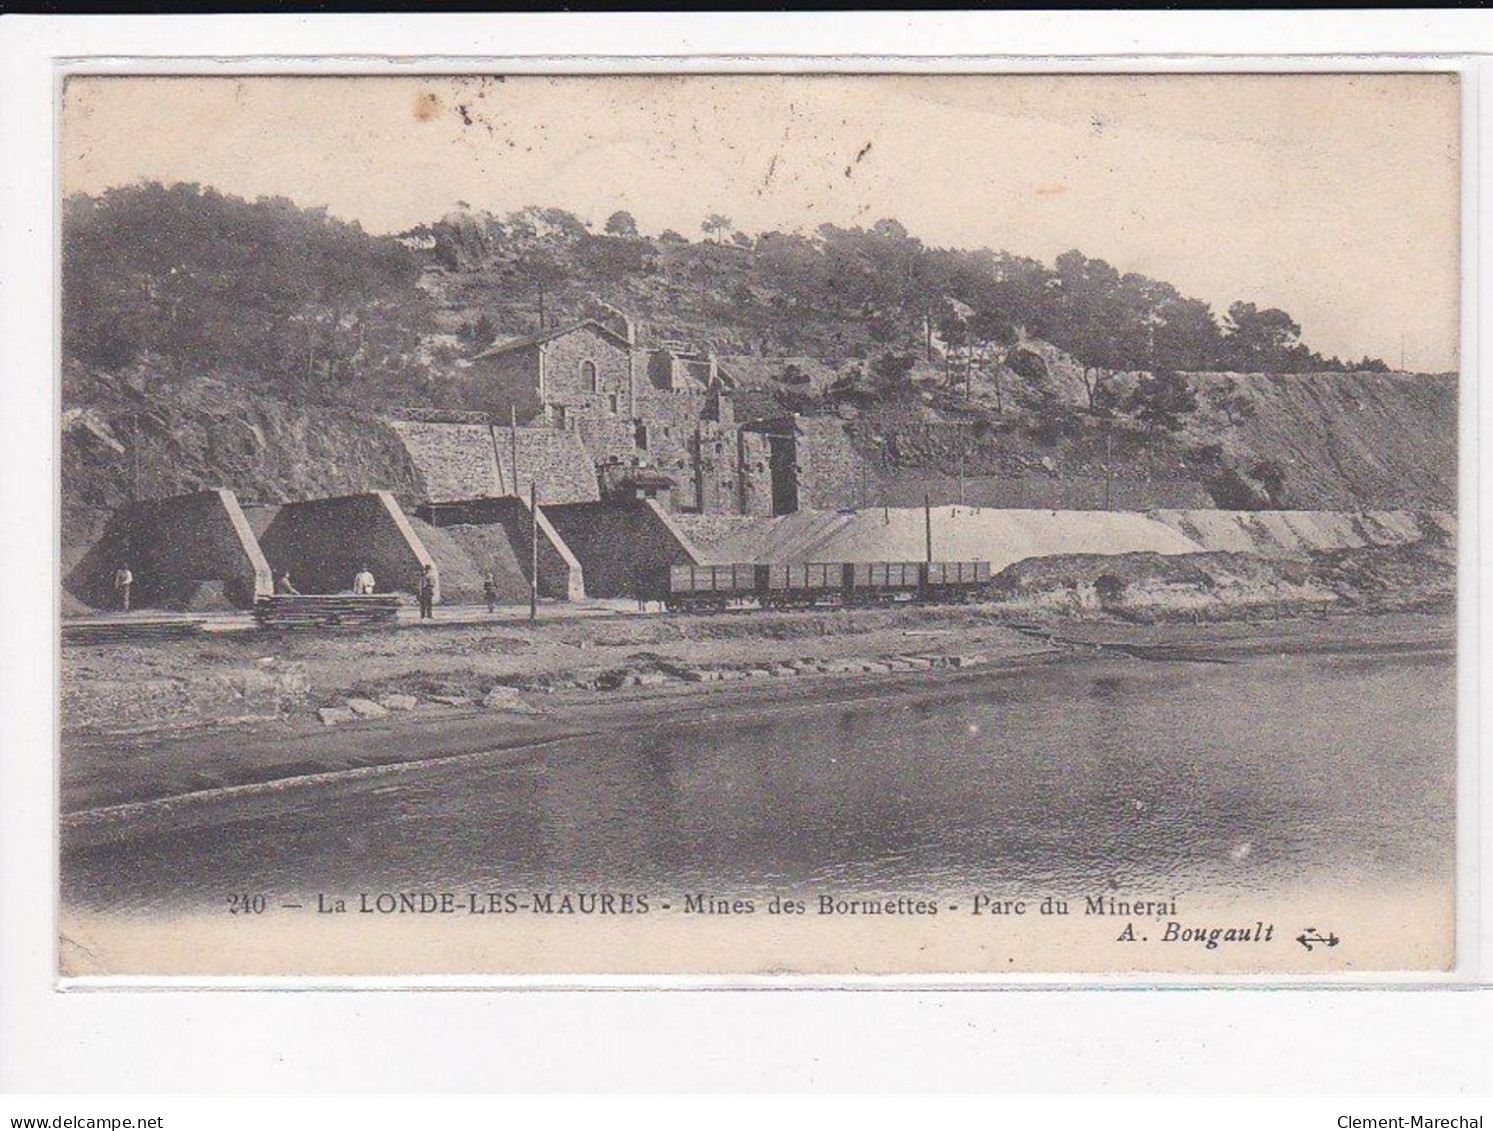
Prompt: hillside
<box><xmin>59</xmin><ymin>184</ymin><xmax>1456</xmax><ymax>559</ymax></box>
<box><xmin>833</xmin><ymin>368</ymin><xmax>1456</xmax><ymax>513</ymax></box>
<box><xmin>411</xmin><ymin>205</ymin><xmax>1391</xmax><ymax>376</ymax></box>
<box><xmin>1191</xmin><ymin>370</ymin><xmax>1456</xmax><ymax>509</ymax></box>
<box><xmin>61</xmin><ymin>361</ymin><xmax>422</xmax><ymax>571</ymax></box>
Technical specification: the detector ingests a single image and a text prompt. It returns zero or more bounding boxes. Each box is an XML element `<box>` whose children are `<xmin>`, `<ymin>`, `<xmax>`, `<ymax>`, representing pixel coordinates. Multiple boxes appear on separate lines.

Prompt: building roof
<box><xmin>473</xmin><ymin>319</ymin><xmax>633</xmax><ymax>361</ymax></box>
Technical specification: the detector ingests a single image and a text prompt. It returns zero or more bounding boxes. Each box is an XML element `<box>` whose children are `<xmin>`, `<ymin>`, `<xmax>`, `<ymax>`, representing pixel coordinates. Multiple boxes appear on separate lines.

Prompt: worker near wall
<box><xmin>352</xmin><ymin>566</ymin><xmax>376</xmax><ymax>595</ymax></box>
<box><xmin>275</xmin><ymin>570</ymin><xmax>300</xmax><ymax>596</ymax></box>
<box><xmin>113</xmin><ymin>564</ymin><xmax>133</xmax><ymax>612</ymax></box>
<box><xmin>418</xmin><ymin>564</ymin><xmax>436</xmax><ymax>620</ymax></box>
<box><xmin>483</xmin><ymin>573</ymin><xmax>498</xmax><ymax>614</ymax></box>
<box><xmin>634</xmin><ymin>562</ymin><xmax>649</xmax><ymax>613</ymax></box>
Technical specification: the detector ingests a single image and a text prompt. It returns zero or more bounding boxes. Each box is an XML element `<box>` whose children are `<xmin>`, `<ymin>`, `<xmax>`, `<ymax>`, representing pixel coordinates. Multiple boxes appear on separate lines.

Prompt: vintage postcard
<box><xmin>56</xmin><ymin>71</ymin><xmax>1461</xmax><ymax>979</ymax></box>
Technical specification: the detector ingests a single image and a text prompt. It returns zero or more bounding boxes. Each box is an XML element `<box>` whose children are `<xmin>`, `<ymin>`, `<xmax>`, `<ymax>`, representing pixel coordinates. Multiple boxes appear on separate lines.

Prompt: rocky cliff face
<box><xmin>838</xmin><ymin>368</ymin><xmax>1456</xmax><ymax>513</ymax></box>
<box><xmin>62</xmin><ymin>361</ymin><xmax>423</xmax><ymax>570</ymax></box>
<box><xmin>1202</xmin><ymin>370</ymin><xmax>1456</xmax><ymax>510</ymax></box>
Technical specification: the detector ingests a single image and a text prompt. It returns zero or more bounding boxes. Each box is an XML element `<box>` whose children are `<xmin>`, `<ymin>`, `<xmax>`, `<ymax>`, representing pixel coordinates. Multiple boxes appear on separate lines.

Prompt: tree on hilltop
<box><xmin>1047</xmin><ymin>250</ymin><xmax>1126</xmax><ymax>410</ymax></box>
<box><xmin>62</xmin><ymin>181</ymin><xmax>431</xmax><ymax>403</ymax></box>
<box><xmin>1221</xmin><ymin>302</ymin><xmax>1302</xmax><ymax>372</ymax></box>
<box><xmin>604</xmin><ymin>210</ymin><xmax>639</xmax><ymax>238</ymax></box>
<box><xmin>702</xmin><ymin>213</ymin><xmax>734</xmax><ymax>244</ymax></box>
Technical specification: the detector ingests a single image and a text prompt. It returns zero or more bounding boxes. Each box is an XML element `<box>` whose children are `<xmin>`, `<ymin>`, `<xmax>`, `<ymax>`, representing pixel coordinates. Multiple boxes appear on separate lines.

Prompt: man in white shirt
<box><xmin>113</xmin><ymin>564</ymin><xmax>133</xmax><ymax>612</ymax></box>
<box><xmin>352</xmin><ymin>566</ymin><xmax>376</xmax><ymax>595</ymax></box>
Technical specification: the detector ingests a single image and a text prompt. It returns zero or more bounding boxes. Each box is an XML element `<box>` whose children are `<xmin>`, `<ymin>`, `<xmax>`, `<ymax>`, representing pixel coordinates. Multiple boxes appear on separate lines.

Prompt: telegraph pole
<box><xmin>127</xmin><ymin>409</ymin><xmax>141</xmax><ymax>567</ymax></box>
<box><xmin>130</xmin><ymin>410</ymin><xmax>141</xmax><ymax>504</ymax></box>
<box><xmin>529</xmin><ymin>480</ymin><xmax>539</xmax><ymax>624</ymax></box>
<box><xmin>1103</xmin><ymin>428</ymin><xmax>1114</xmax><ymax>511</ymax></box>
<box><xmin>957</xmin><ymin>423</ymin><xmax>966</xmax><ymax>506</ymax></box>
<box><xmin>510</xmin><ymin>405</ymin><xmax>519</xmax><ymax>496</ymax></box>
<box><xmin>924</xmin><ymin>491</ymin><xmax>933</xmax><ymax>562</ymax></box>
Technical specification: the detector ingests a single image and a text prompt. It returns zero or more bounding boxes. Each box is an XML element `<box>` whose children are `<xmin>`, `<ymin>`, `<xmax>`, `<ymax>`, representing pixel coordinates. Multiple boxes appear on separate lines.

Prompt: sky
<box><xmin>61</xmin><ymin>73</ymin><xmax>1461</xmax><ymax>371</ymax></box>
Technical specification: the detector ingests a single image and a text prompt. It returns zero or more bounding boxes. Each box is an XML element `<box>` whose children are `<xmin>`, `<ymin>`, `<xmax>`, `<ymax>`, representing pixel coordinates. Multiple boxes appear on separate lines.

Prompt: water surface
<box><xmin>62</xmin><ymin>648</ymin><xmax>1456</xmax><ymax>912</ymax></box>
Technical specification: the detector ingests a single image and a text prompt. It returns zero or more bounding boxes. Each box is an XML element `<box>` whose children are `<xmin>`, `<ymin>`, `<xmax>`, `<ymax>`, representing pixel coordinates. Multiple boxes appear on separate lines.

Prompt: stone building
<box><xmin>472</xmin><ymin>319</ymin><xmax>639</xmax><ymax>444</ymax></box>
<box><xmin>467</xmin><ymin>317</ymin><xmax>747</xmax><ymax>515</ymax></box>
<box><xmin>414</xmin><ymin>301</ymin><xmax>877</xmax><ymax>519</ymax></box>
<box><xmin>739</xmin><ymin>415</ymin><xmax>867</xmax><ymax>517</ymax></box>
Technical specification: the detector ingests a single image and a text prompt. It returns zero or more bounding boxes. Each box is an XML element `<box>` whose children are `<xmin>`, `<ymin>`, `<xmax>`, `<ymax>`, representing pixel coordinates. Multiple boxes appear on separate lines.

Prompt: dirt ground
<box><xmin>60</xmin><ymin>602</ymin><xmax>1050</xmax><ymax>736</ymax></box>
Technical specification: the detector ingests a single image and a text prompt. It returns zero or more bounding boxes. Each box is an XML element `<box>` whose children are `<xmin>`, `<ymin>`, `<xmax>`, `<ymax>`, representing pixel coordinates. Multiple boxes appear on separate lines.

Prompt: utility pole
<box><xmin>924</xmin><ymin>491</ymin><xmax>933</xmax><ymax>563</ymax></box>
<box><xmin>1103</xmin><ymin>428</ymin><xmax>1114</xmax><ymax>511</ymax></box>
<box><xmin>529</xmin><ymin>479</ymin><xmax>539</xmax><ymax>624</ymax></box>
<box><xmin>127</xmin><ymin>409</ymin><xmax>141</xmax><ymax>567</ymax></box>
<box><xmin>957</xmin><ymin>423</ymin><xmax>966</xmax><ymax>507</ymax></box>
<box><xmin>130</xmin><ymin>410</ymin><xmax>141</xmax><ymax>504</ymax></box>
<box><xmin>510</xmin><ymin>405</ymin><xmax>519</xmax><ymax>497</ymax></box>
<box><xmin>694</xmin><ymin>422</ymin><xmax>705</xmax><ymax>512</ymax></box>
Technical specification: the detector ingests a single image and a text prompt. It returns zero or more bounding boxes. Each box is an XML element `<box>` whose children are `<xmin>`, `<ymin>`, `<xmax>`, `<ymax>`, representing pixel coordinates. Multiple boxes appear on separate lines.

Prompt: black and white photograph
<box><xmin>54</xmin><ymin>70</ymin><xmax>1461</xmax><ymax>977</ymax></box>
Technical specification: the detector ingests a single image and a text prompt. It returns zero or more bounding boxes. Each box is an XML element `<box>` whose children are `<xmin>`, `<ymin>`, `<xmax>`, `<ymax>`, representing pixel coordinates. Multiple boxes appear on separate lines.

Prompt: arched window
<box><xmin>580</xmin><ymin>359</ymin><xmax>599</xmax><ymax>392</ymax></box>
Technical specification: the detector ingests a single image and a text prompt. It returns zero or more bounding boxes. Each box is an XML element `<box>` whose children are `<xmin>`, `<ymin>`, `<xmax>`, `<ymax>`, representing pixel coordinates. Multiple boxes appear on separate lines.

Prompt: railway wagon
<box><xmin>923</xmin><ymin>560</ymin><xmax>992</xmax><ymax>602</ymax></box>
<box><xmin>764</xmin><ymin>562</ymin><xmax>842</xmax><ymax>606</ymax></box>
<box><xmin>664</xmin><ymin>563</ymin><xmax>760</xmax><ymax>611</ymax></box>
<box><xmin>659</xmin><ymin>560</ymin><xmax>992</xmax><ymax>611</ymax></box>
<box><xmin>849</xmin><ymin>561</ymin><xmax>926</xmax><ymax>601</ymax></box>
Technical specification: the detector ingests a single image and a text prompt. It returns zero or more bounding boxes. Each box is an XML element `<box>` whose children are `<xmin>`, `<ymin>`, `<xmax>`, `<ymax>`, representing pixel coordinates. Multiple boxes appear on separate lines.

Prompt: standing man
<box><xmin>352</xmin><ymin>565</ymin><xmax>376</xmax><ymax>595</ymax></box>
<box><xmin>482</xmin><ymin>572</ymin><xmax>498</xmax><ymax>614</ymax></box>
<box><xmin>113</xmin><ymin>563</ymin><xmax>133</xmax><ymax>612</ymax></box>
<box><xmin>418</xmin><ymin>563</ymin><xmax>436</xmax><ymax>621</ymax></box>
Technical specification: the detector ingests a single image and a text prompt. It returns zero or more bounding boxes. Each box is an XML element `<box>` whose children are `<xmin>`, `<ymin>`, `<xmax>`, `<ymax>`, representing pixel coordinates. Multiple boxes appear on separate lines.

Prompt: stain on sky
<box><xmin>844</xmin><ymin>140</ymin><xmax>873</xmax><ymax>179</ymax></box>
<box><xmin>759</xmin><ymin>153</ymin><xmax>780</xmax><ymax>195</ymax></box>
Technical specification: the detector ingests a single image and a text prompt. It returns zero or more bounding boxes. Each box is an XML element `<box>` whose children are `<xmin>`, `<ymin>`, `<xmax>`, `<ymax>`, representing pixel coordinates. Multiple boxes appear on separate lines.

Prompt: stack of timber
<box><xmin>62</xmin><ymin>618</ymin><xmax>206</xmax><ymax>646</ymax></box>
<box><xmin>253</xmin><ymin>594</ymin><xmax>403</xmax><ymax>630</ymax></box>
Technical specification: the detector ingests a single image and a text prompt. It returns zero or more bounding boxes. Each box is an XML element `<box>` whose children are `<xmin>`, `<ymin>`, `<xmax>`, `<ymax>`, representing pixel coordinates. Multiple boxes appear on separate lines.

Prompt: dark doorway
<box><xmin>767</xmin><ymin>434</ymin><xmax>799</xmax><ymax>516</ymax></box>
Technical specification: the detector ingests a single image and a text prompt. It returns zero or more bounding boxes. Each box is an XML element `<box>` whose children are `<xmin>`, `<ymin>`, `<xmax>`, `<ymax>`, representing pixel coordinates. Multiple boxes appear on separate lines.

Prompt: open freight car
<box><xmin>661</xmin><ymin>563</ymin><xmax>762</xmax><ymax>612</ymax></box>
<box><xmin>659</xmin><ymin>560</ymin><xmax>991</xmax><ymax>612</ymax></box>
<box><xmin>922</xmin><ymin>559</ymin><xmax>993</xmax><ymax>601</ymax></box>
<box><xmin>763</xmin><ymin>562</ymin><xmax>843</xmax><ymax>607</ymax></box>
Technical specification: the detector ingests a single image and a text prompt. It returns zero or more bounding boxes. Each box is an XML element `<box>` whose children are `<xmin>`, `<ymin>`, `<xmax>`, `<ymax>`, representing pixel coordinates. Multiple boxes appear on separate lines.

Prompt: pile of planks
<box><xmin>62</xmin><ymin>618</ymin><xmax>206</xmax><ymax>646</ymax></box>
<box><xmin>253</xmin><ymin>594</ymin><xmax>403</xmax><ymax>630</ymax></box>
